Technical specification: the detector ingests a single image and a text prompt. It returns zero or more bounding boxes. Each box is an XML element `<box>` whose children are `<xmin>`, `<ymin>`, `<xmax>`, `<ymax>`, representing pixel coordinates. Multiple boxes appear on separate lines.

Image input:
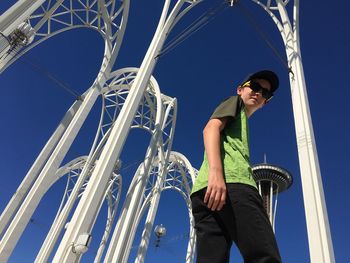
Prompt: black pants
<box><xmin>191</xmin><ymin>183</ymin><xmax>282</xmax><ymax>263</ymax></box>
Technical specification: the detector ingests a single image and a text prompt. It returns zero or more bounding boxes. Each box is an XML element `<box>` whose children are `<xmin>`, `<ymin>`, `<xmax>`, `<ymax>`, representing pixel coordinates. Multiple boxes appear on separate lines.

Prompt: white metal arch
<box><xmin>246</xmin><ymin>1</ymin><xmax>335</xmax><ymax>262</ymax></box>
<box><xmin>36</xmin><ymin>156</ymin><xmax>122</xmax><ymax>262</ymax></box>
<box><xmin>0</xmin><ymin>66</ymin><xmax>170</xmax><ymax>262</ymax></box>
<box><xmin>39</xmin><ymin>67</ymin><xmax>170</xmax><ymax>263</ymax></box>
<box><xmin>35</xmin><ymin>66</ymin><xmax>168</xmax><ymax>262</ymax></box>
<box><xmin>0</xmin><ymin>0</ymin><xmax>129</xmax><ymax>74</ymax></box>
<box><xmin>103</xmin><ymin>91</ymin><xmax>177</xmax><ymax>263</ymax></box>
<box><xmin>39</xmin><ymin>156</ymin><xmax>122</xmax><ymax>262</ymax></box>
<box><xmin>0</xmin><ymin>3</ymin><xmax>129</xmax><ymax>260</ymax></box>
<box><xmin>51</xmin><ymin>69</ymin><xmax>176</xmax><ymax>262</ymax></box>
<box><xmin>100</xmin><ymin>67</ymin><xmax>164</xmax><ymax>137</ymax></box>
<box><xmin>1</xmin><ymin>0</ymin><xmax>334</xmax><ymax>262</ymax></box>
<box><xmin>133</xmin><ymin>151</ymin><xmax>197</xmax><ymax>263</ymax></box>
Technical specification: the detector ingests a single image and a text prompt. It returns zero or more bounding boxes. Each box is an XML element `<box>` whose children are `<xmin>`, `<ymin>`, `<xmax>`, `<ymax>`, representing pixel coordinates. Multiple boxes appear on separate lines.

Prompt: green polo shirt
<box><xmin>191</xmin><ymin>96</ymin><xmax>256</xmax><ymax>194</ymax></box>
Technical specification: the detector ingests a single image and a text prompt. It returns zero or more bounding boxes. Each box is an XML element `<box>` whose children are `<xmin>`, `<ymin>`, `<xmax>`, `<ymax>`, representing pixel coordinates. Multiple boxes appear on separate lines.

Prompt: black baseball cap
<box><xmin>241</xmin><ymin>70</ymin><xmax>279</xmax><ymax>93</ymax></box>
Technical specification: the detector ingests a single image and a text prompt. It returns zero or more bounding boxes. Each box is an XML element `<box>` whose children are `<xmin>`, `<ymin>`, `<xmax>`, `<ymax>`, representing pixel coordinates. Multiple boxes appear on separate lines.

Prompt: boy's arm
<box><xmin>203</xmin><ymin>117</ymin><xmax>228</xmax><ymax>211</ymax></box>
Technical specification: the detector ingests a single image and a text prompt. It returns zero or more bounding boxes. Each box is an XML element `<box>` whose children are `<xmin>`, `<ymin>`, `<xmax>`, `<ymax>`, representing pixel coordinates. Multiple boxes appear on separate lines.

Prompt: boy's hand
<box><xmin>202</xmin><ymin>117</ymin><xmax>228</xmax><ymax>211</ymax></box>
<box><xmin>204</xmin><ymin>169</ymin><xmax>226</xmax><ymax>211</ymax></box>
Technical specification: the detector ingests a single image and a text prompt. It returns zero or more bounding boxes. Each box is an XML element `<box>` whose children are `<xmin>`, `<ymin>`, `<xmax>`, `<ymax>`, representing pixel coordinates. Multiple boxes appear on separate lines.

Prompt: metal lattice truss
<box><xmin>0</xmin><ymin>0</ymin><xmax>129</xmax><ymax>73</ymax></box>
<box><xmin>38</xmin><ymin>66</ymin><xmax>177</xmax><ymax>262</ymax></box>
<box><xmin>0</xmin><ymin>0</ymin><xmax>130</xmax><ymax>258</ymax></box>
<box><xmin>98</xmin><ymin>67</ymin><xmax>176</xmax><ymax>156</ymax></box>
<box><xmin>143</xmin><ymin>152</ymin><xmax>197</xmax><ymax>202</ymax></box>
<box><xmin>253</xmin><ymin>0</ymin><xmax>290</xmax><ymax>10</ymax></box>
<box><xmin>0</xmin><ymin>0</ymin><xmax>335</xmax><ymax>262</ymax></box>
<box><xmin>38</xmin><ymin>156</ymin><xmax>122</xmax><ymax>262</ymax></box>
<box><xmin>106</xmin><ymin>151</ymin><xmax>198</xmax><ymax>263</ymax></box>
<box><xmin>133</xmin><ymin>151</ymin><xmax>198</xmax><ymax>263</ymax></box>
<box><xmin>249</xmin><ymin>0</ymin><xmax>296</xmax><ymax>66</ymax></box>
<box><xmin>240</xmin><ymin>1</ymin><xmax>335</xmax><ymax>261</ymax></box>
<box><xmin>99</xmin><ymin>68</ymin><xmax>178</xmax><ymax>263</ymax></box>
<box><xmin>0</xmin><ymin>66</ymin><xmax>178</xmax><ymax>262</ymax></box>
<box><xmin>81</xmin><ymin>67</ymin><xmax>177</xmax><ymax>175</ymax></box>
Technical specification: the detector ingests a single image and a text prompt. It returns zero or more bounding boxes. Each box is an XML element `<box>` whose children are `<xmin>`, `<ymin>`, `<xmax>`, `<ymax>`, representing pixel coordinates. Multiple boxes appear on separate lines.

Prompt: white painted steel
<box><xmin>94</xmin><ymin>175</ymin><xmax>122</xmax><ymax>263</ymax></box>
<box><xmin>159</xmin><ymin>152</ymin><xmax>197</xmax><ymax>263</ymax></box>
<box><xmin>34</xmin><ymin>157</ymin><xmax>121</xmax><ymax>262</ymax></box>
<box><xmin>0</xmin><ymin>1</ymin><xmax>129</xmax><ymax>261</ymax></box>
<box><xmin>36</xmin><ymin>67</ymin><xmax>168</xmax><ymax>262</ymax></box>
<box><xmin>273</xmin><ymin>189</ymin><xmax>279</xmax><ymax>231</ymax></box>
<box><xmin>251</xmin><ymin>0</ymin><xmax>335</xmax><ymax>261</ymax></box>
<box><xmin>0</xmin><ymin>99</ymin><xmax>82</xmax><ymax>237</ymax></box>
<box><xmin>0</xmin><ymin>0</ymin><xmax>197</xmax><ymax>260</ymax></box>
<box><xmin>102</xmin><ymin>75</ymin><xmax>171</xmax><ymax>263</ymax></box>
<box><xmin>1</xmin><ymin>0</ymin><xmax>334</xmax><ymax>262</ymax></box>
<box><xmin>0</xmin><ymin>34</ymin><xmax>10</xmax><ymax>57</ymax></box>
<box><xmin>32</xmin><ymin>156</ymin><xmax>122</xmax><ymax>262</ymax></box>
<box><xmin>36</xmin><ymin>69</ymin><xmax>142</xmax><ymax>263</ymax></box>
<box><xmin>0</xmin><ymin>0</ymin><xmax>128</xmax><ymax>73</ymax></box>
<box><xmin>0</xmin><ymin>87</ymin><xmax>100</xmax><ymax>262</ymax></box>
<box><xmin>52</xmin><ymin>67</ymin><xmax>164</xmax><ymax>262</ymax></box>
<box><xmin>100</xmin><ymin>1</ymin><xmax>202</xmax><ymax>261</ymax></box>
<box><xmin>131</xmin><ymin>158</ymin><xmax>167</xmax><ymax>263</ymax></box>
<box><xmin>113</xmin><ymin>98</ymin><xmax>177</xmax><ymax>263</ymax></box>
<box><xmin>134</xmin><ymin>152</ymin><xmax>197</xmax><ymax>263</ymax></box>
<box><xmin>112</xmin><ymin>88</ymin><xmax>175</xmax><ymax>263</ymax></box>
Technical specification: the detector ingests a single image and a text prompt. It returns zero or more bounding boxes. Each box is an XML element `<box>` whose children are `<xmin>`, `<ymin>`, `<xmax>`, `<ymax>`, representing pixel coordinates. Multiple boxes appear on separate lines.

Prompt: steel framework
<box><xmin>106</xmin><ymin>151</ymin><xmax>197</xmax><ymax>263</ymax></box>
<box><xmin>0</xmin><ymin>0</ymin><xmax>335</xmax><ymax>262</ymax></box>
<box><xmin>248</xmin><ymin>1</ymin><xmax>335</xmax><ymax>261</ymax></box>
<box><xmin>0</xmin><ymin>1</ymin><xmax>130</xmax><ymax>261</ymax></box>
<box><xmin>38</xmin><ymin>156</ymin><xmax>123</xmax><ymax>262</ymax></box>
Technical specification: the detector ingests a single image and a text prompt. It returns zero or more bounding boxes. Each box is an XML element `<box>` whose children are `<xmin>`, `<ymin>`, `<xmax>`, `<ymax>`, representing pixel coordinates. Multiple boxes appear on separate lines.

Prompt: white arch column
<box><xmin>0</xmin><ymin>99</ymin><xmax>82</xmax><ymax>237</ymax></box>
<box><xmin>0</xmin><ymin>87</ymin><xmax>101</xmax><ymax>263</ymax></box>
<box><xmin>52</xmin><ymin>67</ymin><xmax>164</xmax><ymax>262</ymax></box>
<box><xmin>30</xmin><ymin>156</ymin><xmax>122</xmax><ymax>262</ymax></box>
<box><xmin>109</xmin><ymin>96</ymin><xmax>177</xmax><ymax>263</ymax></box>
<box><xmin>250</xmin><ymin>1</ymin><xmax>335</xmax><ymax>261</ymax></box>
<box><xmin>134</xmin><ymin>161</ymin><xmax>166</xmax><ymax>263</ymax></box>
<box><xmin>52</xmin><ymin>0</ymin><xmax>201</xmax><ymax>260</ymax></box>
<box><xmin>103</xmin><ymin>85</ymin><xmax>176</xmax><ymax>263</ymax></box>
<box><xmin>0</xmin><ymin>1</ymin><xmax>129</xmax><ymax>261</ymax></box>
<box><xmin>133</xmin><ymin>152</ymin><xmax>197</xmax><ymax>263</ymax></box>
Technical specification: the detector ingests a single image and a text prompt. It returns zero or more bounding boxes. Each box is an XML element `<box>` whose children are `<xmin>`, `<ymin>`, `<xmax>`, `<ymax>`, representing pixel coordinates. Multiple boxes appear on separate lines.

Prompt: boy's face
<box><xmin>237</xmin><ymin>78</ymin><xmax>271</xmax><ymax>112</ymax></box>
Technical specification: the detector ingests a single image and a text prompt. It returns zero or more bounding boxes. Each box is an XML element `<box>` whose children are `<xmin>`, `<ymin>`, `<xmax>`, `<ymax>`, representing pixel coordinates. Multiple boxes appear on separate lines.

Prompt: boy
<box><xmin>191</xmin><ymin>70</ymin><xmax>282</xmax><ymax>263</ymax></box>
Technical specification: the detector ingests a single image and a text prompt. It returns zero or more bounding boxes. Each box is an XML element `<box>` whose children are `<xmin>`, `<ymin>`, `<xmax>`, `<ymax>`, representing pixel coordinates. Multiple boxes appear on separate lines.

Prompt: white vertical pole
<box><xmin>0</xmin><ymin>99</ymin><xmax>82</xmax><ymax>236</ymax></box>
<box><xmin>93</xmin><ymin>175</ymin><xmax>122</xmax><ymax>263</ymax></box>
<box><xmin>0</xmin><ymin>87</ymin><xmax>100</xmax><ymax>262</ymax></box>
<box><xmin>186</xmin><ymin>206</ymin><xmax>196</xmax><ymax>263</ymax></box>
<box><xmin>274</xmin><ymin>1</ymin><xmax>335</xmax><ymax>261</ymax></box>
<box><xmin>52</xmin><ymin>1</ymin><xmax>188</xmax><ymax>262</ymax></box>
<box><xmin>134</xmin><ymin>158</ymin><xmax>166</xmax><ymax>263</ymax></box>
<box><xmin>102</xmin><ymin>131</ymin><xmax>162</xmax><ymax>263</ymax></box>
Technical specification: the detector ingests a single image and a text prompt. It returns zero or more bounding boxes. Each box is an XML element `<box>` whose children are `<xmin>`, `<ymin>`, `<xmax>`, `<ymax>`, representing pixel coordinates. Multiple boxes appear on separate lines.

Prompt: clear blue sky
<box><xmin>0</xmin><ymin>1</ymin><xmax>349</xmax><ymax>262</ymax></box>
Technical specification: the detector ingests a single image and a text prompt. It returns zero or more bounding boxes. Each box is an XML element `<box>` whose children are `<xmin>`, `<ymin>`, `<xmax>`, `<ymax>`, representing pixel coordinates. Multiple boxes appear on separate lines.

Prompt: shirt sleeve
<box><xmin>210</xmin><ymin>96</ymin><xmax>240</xmax><ymax>120</ymax></box>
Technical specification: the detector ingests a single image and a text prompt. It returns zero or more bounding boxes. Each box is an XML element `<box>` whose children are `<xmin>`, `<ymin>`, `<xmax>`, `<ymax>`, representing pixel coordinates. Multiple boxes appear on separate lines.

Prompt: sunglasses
<box><xmin>248</xmin><ymin>80</ymin><xmax>274</xmax><ymax>101</ymax></box>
